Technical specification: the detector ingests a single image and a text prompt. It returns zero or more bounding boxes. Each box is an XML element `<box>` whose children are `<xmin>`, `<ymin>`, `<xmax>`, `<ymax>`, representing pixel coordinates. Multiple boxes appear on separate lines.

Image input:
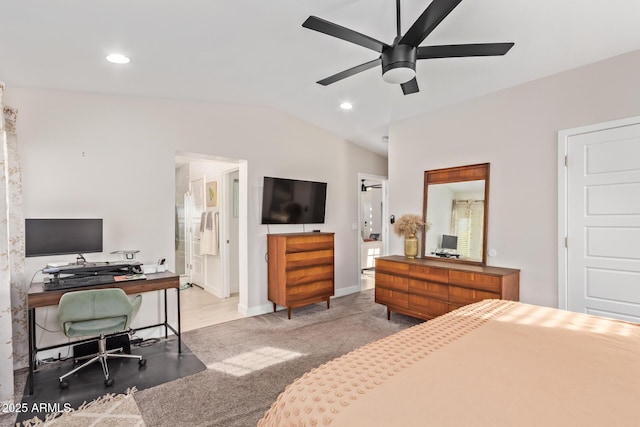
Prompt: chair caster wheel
<box><xmin>105</xmin><ymin>378</ymin><xmax>115</xmax><ymax>387</ymax></box>
<box><xmin>59</xmin><ymin>380</ymin><xmax>69</xmax><ymax>390</ymax></box>
<box><xmin>138</xmin><ymin>358</ymin><xmax>146</xmax><ymax>367</ymax></box>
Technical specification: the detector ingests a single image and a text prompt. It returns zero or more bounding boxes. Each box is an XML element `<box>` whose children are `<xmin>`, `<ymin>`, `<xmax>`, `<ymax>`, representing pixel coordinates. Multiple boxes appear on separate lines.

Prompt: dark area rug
<box><xmin>134</xmin><ymin>290</ymin><xmax>422</xmax><ymax>427</ymax></box>
<box><xmin>14</xmin><ymin>339</ymin><xmax>205</xmax><ymax>424</ymax></box>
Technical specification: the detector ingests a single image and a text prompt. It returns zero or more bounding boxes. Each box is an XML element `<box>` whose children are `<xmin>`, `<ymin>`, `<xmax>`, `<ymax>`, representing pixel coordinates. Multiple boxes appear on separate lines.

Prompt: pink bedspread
<box><xmin>258</xmin><ymin>299</ymin><xmax>640</xmax><ymax>426</ymax></box>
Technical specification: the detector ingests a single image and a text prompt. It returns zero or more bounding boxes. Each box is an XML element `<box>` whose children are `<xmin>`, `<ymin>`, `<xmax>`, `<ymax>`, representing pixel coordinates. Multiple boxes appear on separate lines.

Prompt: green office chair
<box><xmin>57</xmin><ymin>288</ymin><xmax>146</xmax><ymax>389</ymax></box>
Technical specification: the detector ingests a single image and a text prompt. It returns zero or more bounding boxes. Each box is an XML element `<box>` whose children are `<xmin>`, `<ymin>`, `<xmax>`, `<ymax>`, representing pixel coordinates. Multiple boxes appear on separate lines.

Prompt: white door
<box><xmin>357</xmin><ymin>174</ymin><xmax>388</xmax><ymax>281</ymax></box>
<box><xmin>228</xmin><ymin>174</ymin><xmax>240</xmax><ymax>294</ymax></box>
<box><xmin>225</xmin><ymin>170</ymin><xmax>240</xmax><ymax>296</ymax></box>
<box><xmin>182</xmin><ymin>192</ymin><xmax>192</xmax><ymax>281</ymax></box>
<box><xmin>190</xmin><ymin>177</ymin><xmax>206</xmax><ymax>286</ymax></box>
<box><xmin>561</xmin><ymin>117</ymin><xmax>640</xmax><ymax>322</ymax></box>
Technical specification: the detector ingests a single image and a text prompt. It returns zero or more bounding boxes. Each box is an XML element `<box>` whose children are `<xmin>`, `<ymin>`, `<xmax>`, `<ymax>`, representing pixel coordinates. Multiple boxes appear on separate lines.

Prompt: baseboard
<box><xmin>333</xmin><ymin>285</ymin><xmax>361</xmax><ymax>298</ymax></box>
<box><xmin>242</xmin><ymin>302</ymin><xmax>273</xmax><ymax>317</ymax></box>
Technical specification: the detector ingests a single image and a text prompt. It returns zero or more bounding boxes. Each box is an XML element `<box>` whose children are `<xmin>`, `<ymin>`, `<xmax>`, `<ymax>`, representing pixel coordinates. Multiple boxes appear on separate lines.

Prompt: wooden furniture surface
<box><xmin>267</xmin><ymin>232</ymin><xmax>335</xmax><ymax>318</ymax></box>
<box><xmin>27</xmin><ymin>271</ymin><xmax>181</xmax><ymax>395</ymax></box>
<box><xmin>375</xmin><ymin>255</ymin><xmax>519</xmax><ymax>320</ymax></box>
<box><xmin>28</xmin><ymin>271</ymin><xmax>179</xmax><ymax>308</ymax></box>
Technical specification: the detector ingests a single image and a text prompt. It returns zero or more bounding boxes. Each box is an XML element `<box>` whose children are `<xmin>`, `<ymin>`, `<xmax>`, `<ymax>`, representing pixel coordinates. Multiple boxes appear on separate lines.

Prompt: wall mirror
<box><xmin>421</xmin><ymin>163</ymin><xmax>490</xmax><ymax>265</ymax></box>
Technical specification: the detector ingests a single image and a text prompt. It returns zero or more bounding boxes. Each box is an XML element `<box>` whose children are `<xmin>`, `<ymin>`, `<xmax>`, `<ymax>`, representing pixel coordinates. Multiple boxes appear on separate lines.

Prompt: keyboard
<box><xmin>43</xmin><ymin>274</ymin><xmax>117</xmax><ymax>291</ymax></box>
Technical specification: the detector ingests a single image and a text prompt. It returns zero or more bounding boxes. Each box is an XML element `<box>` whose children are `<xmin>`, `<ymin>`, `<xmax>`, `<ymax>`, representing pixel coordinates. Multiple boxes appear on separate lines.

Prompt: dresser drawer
<box><xmin>408</xmin><ymin>294</ymin><xmax>449</xmax><ymax>318</ymax></box>
<box><xmin>375</xmin><ymin>288</ymin><xmax>408</xmax><ymax>308</ymax></box>
<box><xmin>286</xmin><ymin>249</ymin><xmax>333</xmax><ymax>269</ymax></box>
<box><xmin>375</xmin><ymin>272</ymin><xmax>409</xmax><ymax>292</ymax></box>
<box><xmin>287</xmin><ymin>280</ymin><xmax>333</xmax><ymax>303</ymax></box>
<box><xmin>449</xmin><ymin>271</ymin><xmax>501</xmax><ymax>292</ymax></box>
<box><xmin>449</xmin><ymin>285</ymin><xmax>499</xmax><ymax>305</ymax></box>
<box><xmin>375</xmin><ymin>259</ymin><xmax>409</xmax><ymax>275</ymax></box>
<box><xmin>408</xmin><ymin>264</ymin><xmax>448</xmax><ymax>283</ymax></box>
<box><xmin>409</xmin><ymin>279</ymin><xmax>448</xmax><ymax>301</ymax></box>
<box><xmin>286</xmin><ymin>234</ymin><xmax>334</xmax><ymax>253</ymax></box>
<box><xmin>286</xmin><ymin>264</ymin><xmax>333</xmax><ymax>286</ymax></box>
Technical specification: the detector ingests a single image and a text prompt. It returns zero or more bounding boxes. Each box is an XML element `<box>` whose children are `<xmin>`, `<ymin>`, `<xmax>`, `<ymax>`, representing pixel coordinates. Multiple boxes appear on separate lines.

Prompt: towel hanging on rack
<box><xmin>199</xmin><ymin>211</ymin><xmax>219</xmax><ymax>255</ymax></box>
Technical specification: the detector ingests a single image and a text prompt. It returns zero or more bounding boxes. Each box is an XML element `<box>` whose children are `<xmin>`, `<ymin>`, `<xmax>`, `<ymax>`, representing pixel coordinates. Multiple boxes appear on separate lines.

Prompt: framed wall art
<box><xmin>206</xmin><ymin>181</ymin><xmax>217</xmax><ymax>207</ymax></box>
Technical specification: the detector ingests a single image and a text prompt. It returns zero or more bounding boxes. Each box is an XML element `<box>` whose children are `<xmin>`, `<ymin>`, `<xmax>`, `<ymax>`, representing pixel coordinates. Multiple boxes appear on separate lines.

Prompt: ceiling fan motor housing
<box><xmin>381</xmin><ymin>44</ymin><xmax>417</xmax><ymax>84</ymax></box>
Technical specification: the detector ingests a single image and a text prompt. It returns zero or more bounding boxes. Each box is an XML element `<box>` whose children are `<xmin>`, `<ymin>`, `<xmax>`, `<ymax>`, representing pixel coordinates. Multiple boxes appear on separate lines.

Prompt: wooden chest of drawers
<box><xmin>267</xmin><ymin>232</ymin><xmax>335</xmax><ymax>318</ymax></box>
<box><xmin>375</xmin><ymin>256</ymin><xmax>519</xmax><ymax>320</ymax></box>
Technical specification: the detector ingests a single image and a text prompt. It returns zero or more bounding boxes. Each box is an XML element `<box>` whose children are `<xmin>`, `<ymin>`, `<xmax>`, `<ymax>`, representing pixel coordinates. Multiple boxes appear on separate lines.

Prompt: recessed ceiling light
<box><xmin>340</xmin><ymin>102</ymin><xmax>353</xmax><ymax>110</ymax></box>
<box><xmin>106</xmin><ymin>53</ymin><xmax>131</xmax><ymax>64</ymax></box>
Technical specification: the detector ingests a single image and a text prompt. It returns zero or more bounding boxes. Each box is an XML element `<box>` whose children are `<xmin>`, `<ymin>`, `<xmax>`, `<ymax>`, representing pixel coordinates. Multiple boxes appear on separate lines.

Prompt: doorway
<box><xmin>358</xmin><ymin>173</ymin><xmax>388</xmax><ymax>291</ymax></box>
<box><xmin>175</xmin><ymin>153</ymin><xmax>247</xmax><ymax>329</ymax></box>
<box><xmin>558</xmin><ymin>116</ymin><xmax>640</xmax><ymax>322</ymax></box>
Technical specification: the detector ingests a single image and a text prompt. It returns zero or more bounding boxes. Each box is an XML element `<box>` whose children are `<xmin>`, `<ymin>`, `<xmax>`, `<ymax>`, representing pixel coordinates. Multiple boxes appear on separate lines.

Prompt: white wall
<box><xmin>8</xmin><ymin>87</ymin><xmax>387</xmax><ymax>351</ymax></box>
<box><xmin>388</xmin><ymin>48</ymin><xmax>640</xmax><ymax>308</ymax></box>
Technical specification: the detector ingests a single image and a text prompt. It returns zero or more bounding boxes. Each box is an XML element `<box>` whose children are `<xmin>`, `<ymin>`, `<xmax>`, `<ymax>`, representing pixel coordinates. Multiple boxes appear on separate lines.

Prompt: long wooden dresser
<box><xmin>267</xmin><ymin>232</ymin><xmax>335</xmax><ymax>319</ymax></box>
<box><xmin>375</xmin><ymin>255</ymin><xmax>519</xmax><ymax>320</ymax></box>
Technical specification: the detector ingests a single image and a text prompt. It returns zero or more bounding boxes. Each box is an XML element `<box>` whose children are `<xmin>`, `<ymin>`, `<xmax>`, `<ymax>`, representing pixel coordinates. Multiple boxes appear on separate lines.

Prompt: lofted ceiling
<box><xmin>1</xmin><ymin>1</ymin><xmax>640</xmax><ymax>156</ymax></box>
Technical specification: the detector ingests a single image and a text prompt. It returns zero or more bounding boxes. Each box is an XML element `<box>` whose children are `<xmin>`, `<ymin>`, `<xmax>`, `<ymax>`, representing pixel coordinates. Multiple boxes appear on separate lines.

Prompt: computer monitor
<box><xmin>25</xmin><ymin>218</ymin><xmax>103</xmax><ymax>259</ymax></box>
<box><xmin>441</xmin><ymin>234</ymin><xmax>458</xmax><ymax>251</ymax></box>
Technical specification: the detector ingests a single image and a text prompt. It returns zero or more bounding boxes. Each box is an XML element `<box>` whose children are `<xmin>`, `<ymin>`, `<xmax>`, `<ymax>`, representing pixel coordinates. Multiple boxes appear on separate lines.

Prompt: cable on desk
<box><xmin>29</xmin><ymin>268</ymin><xmax>43</xmax><ymax>288</ymax></box>
<box><xmin>32</xmin><ymin>268</ymin><xmax>71</xmax><ymax>361</ymax></box>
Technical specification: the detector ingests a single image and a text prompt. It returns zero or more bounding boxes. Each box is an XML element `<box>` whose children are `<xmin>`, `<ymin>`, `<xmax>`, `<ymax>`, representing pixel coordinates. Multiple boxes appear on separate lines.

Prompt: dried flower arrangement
<box><xmin>393</xmin><ymin>214</ymin><xmax>426</xmax><ymax>237</ymax></box>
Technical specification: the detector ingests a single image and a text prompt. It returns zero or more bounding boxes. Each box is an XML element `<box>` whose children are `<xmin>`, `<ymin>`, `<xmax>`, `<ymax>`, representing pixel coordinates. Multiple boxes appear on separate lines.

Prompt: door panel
<box><xmin>566</xmin><ymin>121</ymin><xmax>640</xmax><ymax>321</ymax></box>
<box><xmin>228</xmin><ymin>173</ymin><xmax>239</xmax><ymax>294</ymax></box>
<box><xmin>191</xmin><ymin>178</ymin><xmax>206</xmax><ymax>286</ymax></box>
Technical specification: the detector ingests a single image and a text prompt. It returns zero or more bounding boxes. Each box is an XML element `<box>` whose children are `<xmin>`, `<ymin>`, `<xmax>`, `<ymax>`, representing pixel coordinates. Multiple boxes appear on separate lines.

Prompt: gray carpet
<box><xmin>134</xmin><ymin>289</ymin><xmax>422</xmax><ymax>427</ymax></box>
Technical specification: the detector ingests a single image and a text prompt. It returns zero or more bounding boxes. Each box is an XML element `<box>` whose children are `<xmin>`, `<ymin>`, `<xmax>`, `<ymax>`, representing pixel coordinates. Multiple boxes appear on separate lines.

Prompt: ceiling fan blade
<box><xmin>303</xmin><ymin>16</ymin><xmax>391</xmax><ymax>53</ymax></box>
<box><xmin>401</xmin><ymin>78</ymin><xmax>419</xmax><ymax>95</ymax></box>
<box><xmin>317</xmin><ymin>58</ymin><xmax>381</xmax><ymax>86</ymax></box>
<box><xmin>417</xmin><ymin>43</ymin><xmax>514</xmax><ymax>59</ymax></box>
<box><xmin>400</xmin><ymin>0</ymin><xmax>463</xmax><ymax>47</ymax></box>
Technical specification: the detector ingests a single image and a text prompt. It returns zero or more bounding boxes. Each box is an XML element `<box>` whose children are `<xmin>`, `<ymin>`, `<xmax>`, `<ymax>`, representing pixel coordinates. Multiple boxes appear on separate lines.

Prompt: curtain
<box><xmin>451</xmin><ymin>199</ymin><xmax>484</xmax><ymax>260</ymax></box>
<box><xmin>0</xmin><ymin>81</ymin><xmax>26</xmax><ymax>404</ymax></box>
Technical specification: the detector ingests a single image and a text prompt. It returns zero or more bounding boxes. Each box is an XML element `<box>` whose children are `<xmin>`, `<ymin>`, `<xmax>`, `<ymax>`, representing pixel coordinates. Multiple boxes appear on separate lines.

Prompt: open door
<box><xmin>358</xmin><ymin>173</ymin><xmax>388</xmax><ymax>290</ymax></box>
<box><xmin>187</xmin><ymin>177</ymin><xmax>206</xmax><ymax>286</ymax></box>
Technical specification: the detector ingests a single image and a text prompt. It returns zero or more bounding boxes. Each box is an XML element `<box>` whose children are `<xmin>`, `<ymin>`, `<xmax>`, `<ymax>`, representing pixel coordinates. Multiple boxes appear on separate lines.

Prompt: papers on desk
<box><xmin>113</xmin><ymin>273</ymin><xmax>147</xmax><ymax>282</ymax></box>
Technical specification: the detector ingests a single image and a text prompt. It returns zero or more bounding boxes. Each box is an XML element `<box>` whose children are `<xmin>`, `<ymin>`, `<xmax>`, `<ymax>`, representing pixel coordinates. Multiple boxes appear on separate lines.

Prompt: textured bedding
<box><xmin>258</xmin><ymin>299</ymin><xmax>640</xmax><ymax>426</ymax></box>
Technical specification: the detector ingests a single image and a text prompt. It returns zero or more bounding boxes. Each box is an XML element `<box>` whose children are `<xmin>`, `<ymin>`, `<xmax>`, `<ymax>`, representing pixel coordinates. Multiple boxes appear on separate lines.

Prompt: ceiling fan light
<box><xmin>382</xmin><ymin>66</ymin><xmax>415</xmax><ymax>84</ymax></box>
<box><xmin>381</xmin><ymin>44</ymin><xmax>417</xmax><ymax>84</ymax></box>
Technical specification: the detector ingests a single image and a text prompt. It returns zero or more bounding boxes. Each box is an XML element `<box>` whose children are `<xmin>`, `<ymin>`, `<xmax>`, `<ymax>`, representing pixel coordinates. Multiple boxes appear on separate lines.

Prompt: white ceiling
<box><xmin>2</xmin><ymin>0</ymin><xmax>640</xmax><ymax>156</ymax></box>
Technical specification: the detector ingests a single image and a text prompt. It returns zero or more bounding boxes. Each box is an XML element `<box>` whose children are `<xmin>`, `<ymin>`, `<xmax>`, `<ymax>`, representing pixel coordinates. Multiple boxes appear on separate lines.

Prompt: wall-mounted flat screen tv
<box><xmin>261</xmin><ymin>177</ymin><xmax>327</xmax><ymax>224</ymax></box>
<box><xmin>25</xmin><ymin>218</ymin><xmax>103</xmax><ymax>257</ymax></box>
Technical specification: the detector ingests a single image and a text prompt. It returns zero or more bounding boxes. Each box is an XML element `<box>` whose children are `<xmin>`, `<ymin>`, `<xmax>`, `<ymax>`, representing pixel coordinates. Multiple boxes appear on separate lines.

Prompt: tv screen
<box><xmin>25</xmin><ymin>218</ymin><xmax>103</xmax><ymax>257</ymax></box>
<box><xmin>261</xmin><ymin>177</ymin><xmax>327</xmax><ymax>224</ymax></box>
<box><xmin>441</xmin><ymin>234</ymin><xmax>458</xmax><ymax>250</ymax></box>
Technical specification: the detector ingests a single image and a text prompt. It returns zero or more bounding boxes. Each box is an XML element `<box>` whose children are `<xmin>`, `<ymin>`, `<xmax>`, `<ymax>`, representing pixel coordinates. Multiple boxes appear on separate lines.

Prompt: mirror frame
<box><xmin>421</xmin><ymin>163</ymin><xmax>490</xmax><ymax>266</ymax></box>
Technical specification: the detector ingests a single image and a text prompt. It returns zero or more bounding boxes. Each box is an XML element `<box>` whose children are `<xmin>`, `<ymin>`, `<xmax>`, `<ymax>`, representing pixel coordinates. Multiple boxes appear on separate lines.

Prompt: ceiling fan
<box><xmin>302</xmin><ymin>0</ymin><xmax>514</xmax><ymax>95</ymax></box>
<box><xmin>361</xmin><ymin>179</ymin><xmax>382</xmax><ymax>191</ymax></box>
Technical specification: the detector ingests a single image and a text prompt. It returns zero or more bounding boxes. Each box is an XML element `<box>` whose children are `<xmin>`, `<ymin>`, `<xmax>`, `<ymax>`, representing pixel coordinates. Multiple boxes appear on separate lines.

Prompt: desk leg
<box><xmin>176</xmin><ymin>287</ymin><xmax>182</xmax><ymax>354</ymax></box>
<box><xmin>28</xmin><ymin>307</ymin><xmax>35</xmax><ymax>395</ymax></box>
<box><xmin>163</xmin><ymin>289</ymin><xmax>169</xmax><ymax>339</ymax></box>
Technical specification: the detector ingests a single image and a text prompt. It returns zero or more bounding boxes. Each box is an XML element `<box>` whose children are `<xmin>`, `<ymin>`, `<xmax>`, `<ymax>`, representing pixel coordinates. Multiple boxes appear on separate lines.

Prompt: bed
<box><xmin>258</xmin><ymin>299</ymin><xmax>640</xmax><ymax>426</ymax></box>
